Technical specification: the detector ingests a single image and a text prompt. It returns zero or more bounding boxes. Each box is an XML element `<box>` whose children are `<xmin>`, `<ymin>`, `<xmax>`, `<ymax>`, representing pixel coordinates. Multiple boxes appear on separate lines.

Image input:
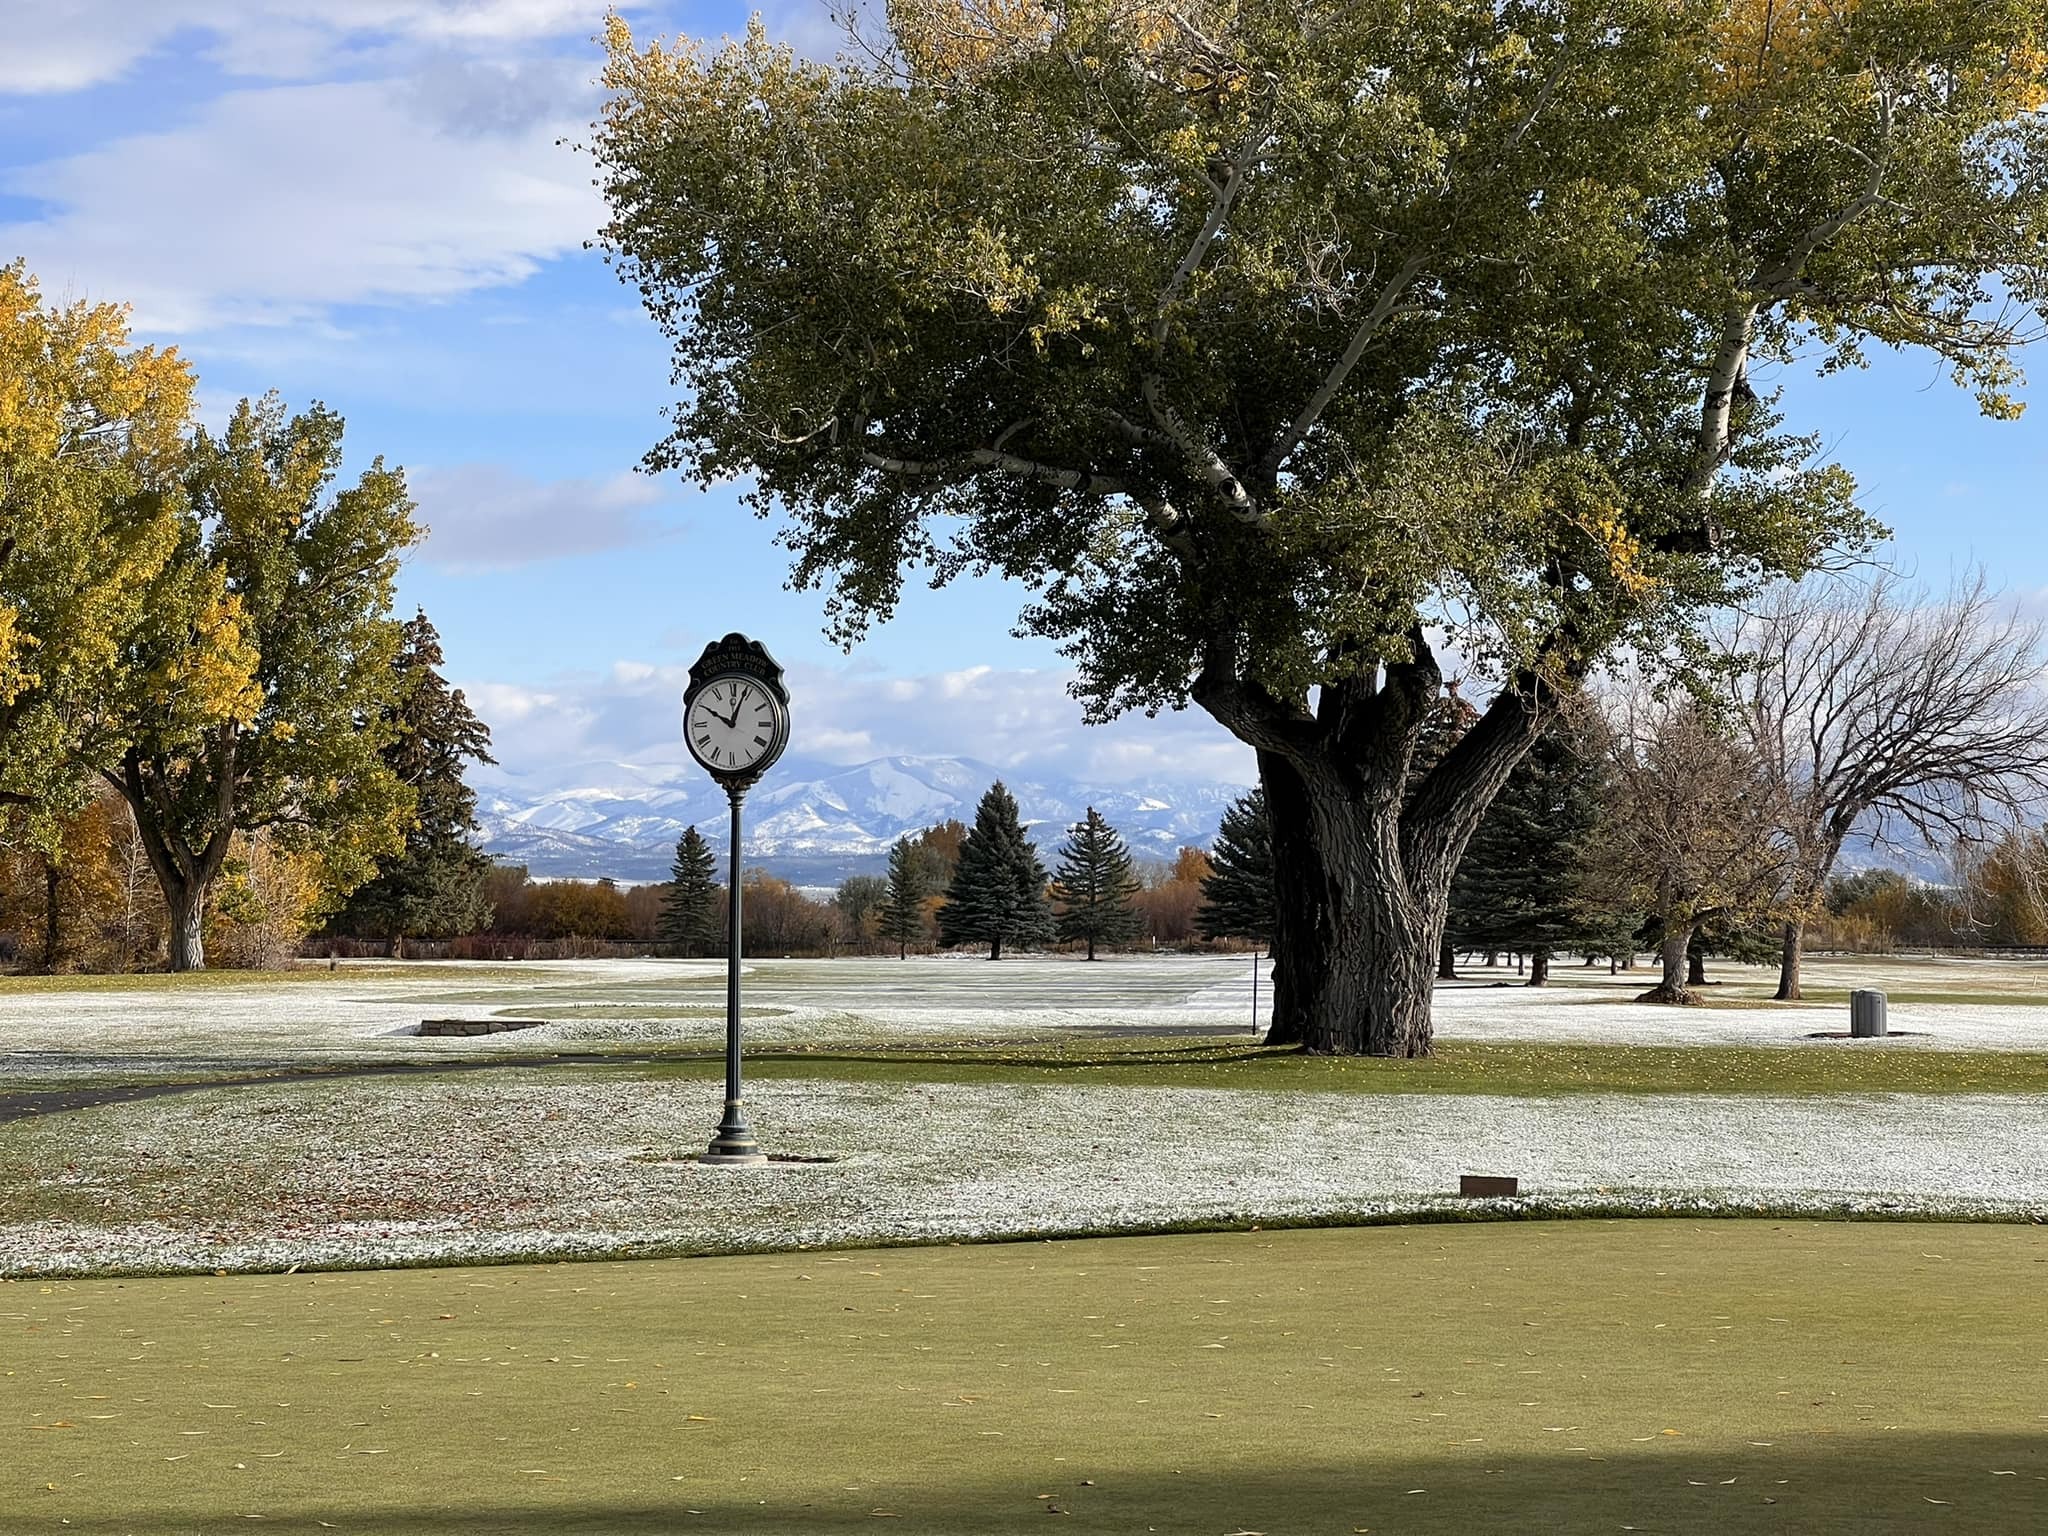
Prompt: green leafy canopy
<box><xmin>592</xmin><ymin>0</ymin><xmax>2042</xmax><ymax>721</ymax></box>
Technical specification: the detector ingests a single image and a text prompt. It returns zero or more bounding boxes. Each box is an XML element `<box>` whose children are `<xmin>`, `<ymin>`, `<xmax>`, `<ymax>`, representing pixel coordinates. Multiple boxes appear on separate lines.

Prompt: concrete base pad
<box><xmin>699</xmin><ymin>1150</ymin><xmax>769</xmax><ymax>1167</ymax></box>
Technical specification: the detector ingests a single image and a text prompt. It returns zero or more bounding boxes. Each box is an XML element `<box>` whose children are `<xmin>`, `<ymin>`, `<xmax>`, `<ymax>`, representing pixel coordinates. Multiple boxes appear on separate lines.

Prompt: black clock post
<box><xmin>682</xmin><ymin>634</ymin><xmax>791</xmax><ymax>1167</ymax></box>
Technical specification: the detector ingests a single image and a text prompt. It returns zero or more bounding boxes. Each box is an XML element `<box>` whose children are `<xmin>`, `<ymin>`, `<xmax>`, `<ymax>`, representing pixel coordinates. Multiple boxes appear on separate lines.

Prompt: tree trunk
<box><xmin>1252</xmin><ymin>751</ymin><xmax>1446</xmax><ymax>1056</ymax></box>
<box><xmin>1194</xmin><ymin>638</ymin><xmax>1556</xmax><ymax>1057</ymax></box>
<box><xmin>1776</xmin><ymin>918</ymin><xmax>1803</xmax><ymax>1001</ymax></box>
<box><xmin>1526</xmin><ymin>947</ymin><xmax>1550</xmax><ymax>986</ymax></box>
<box><xmin>1687</xmin><ymin>942</ymin><xmax>1707</xmax><ymax>988</ymax></box>
<box><xmin>166</xmin><ymin>882</ymin><xmax>207</xmax><ymax>973</ymax></box>
<box><xmin>1637</xmin><ymin>920</ymin><xmax>1699</xmax><ymax>1005</ymax></box>
<box><xmin>40</xmin><ymin>860</ymin><xmax>62</xmax><ymax>974</ymax></box>
<box><xmin>1437</xmin><ymin>935</ymin><xmax>1458</xmax><ymax>981</ymax></box>
<box><xmin>989</xmin><ymin>934</ymin><xmax>1002</xmax><ymax>961</ymax></box>
<box><xmin>1086</xmin><ymin>934</ymin><xmax>1097</xmax><ymax>961</ymax></box>
<box><xmin>1257</xmin><ymin>750</ymin><xmax>1327</xmax><ymax>1048</ymax></box>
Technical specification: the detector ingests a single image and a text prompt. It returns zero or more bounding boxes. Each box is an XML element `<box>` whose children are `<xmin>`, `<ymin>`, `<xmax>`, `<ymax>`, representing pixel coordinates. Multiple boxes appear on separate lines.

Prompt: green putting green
<box><xmin>6</xmin><ymin>1220</ymin><xmax>2044</xmax><ymax>1534</ymax></box>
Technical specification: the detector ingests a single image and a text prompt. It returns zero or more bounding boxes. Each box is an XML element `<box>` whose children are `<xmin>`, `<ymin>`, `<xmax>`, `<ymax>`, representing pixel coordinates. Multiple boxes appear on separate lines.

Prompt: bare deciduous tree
<box><xmin>1587</xmin><ymin>694</ymin><xmax>1791</xmax><ymax>1006</ymax></box>
<box><xmin>1717</xmin><ymin>573</ymin><xmax>2048</xmax><ymax>999</ymax></box>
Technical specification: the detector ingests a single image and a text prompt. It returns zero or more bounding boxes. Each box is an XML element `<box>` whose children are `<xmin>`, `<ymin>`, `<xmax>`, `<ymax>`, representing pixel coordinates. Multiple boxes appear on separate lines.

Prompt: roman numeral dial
<box><xmin>685</xmin><ymin>671</ymin><xmax>787</xmax><ymax>779</ymax></box>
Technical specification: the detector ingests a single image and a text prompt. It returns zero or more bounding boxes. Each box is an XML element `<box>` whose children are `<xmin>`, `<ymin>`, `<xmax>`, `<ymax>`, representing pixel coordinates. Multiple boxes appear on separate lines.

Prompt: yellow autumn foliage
<box><xmin>886</xmin><ymin>0</ymin><xmax>1058</xmax><ymax>80</ymax></box>
<box><xmin>1710</xmin><ymin>0</ymin><xmax>2048</xmax><ymax>114</ymax></box>
<box><xmin>0</xmin><ymin>262</ymin><xmax>248</xmax><ymax>811</ymax></box>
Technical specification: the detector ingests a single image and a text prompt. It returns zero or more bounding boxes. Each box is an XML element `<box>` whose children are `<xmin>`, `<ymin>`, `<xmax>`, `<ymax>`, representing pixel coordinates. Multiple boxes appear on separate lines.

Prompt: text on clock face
<box><xmin>689</xmin><ymin>680</ymin><xmax>777</xmax><ymax>768</ymax></box>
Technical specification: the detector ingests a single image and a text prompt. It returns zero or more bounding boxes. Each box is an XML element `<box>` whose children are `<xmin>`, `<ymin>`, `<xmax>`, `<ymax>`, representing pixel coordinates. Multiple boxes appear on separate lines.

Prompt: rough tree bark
<box><xmin>1201</xmin><ymin>635</ymin><xmax>1552</xmax><ymax>1056</ymax></box>
<box><xmin>165</xmin><ymin>884</ymin><xmax>208</xmax><ymax>972</ymax></box>
<box><xmin>1527</xmin><ymin>947</ymin><xmax>1551</xmax><ymax>987</ymax></box>
<box><xmin>1639</xmin><ymin>920</ymin><xmax>1700</xmax><ymax>1005</ymax></box>
<box><xmin>1778</xmin><ymin>918</ymin><xmax>1803</xmax><ymax>1002</ymax></box>
<box><xmin>105</xmin><ymin>740</ymin><xmax>239</xmax><ymax>974</ymax></box>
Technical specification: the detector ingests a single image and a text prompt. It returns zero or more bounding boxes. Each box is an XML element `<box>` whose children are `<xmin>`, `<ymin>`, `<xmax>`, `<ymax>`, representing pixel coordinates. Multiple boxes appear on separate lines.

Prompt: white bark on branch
<box><xmin>858</xmin><ymin>442</ymin><xmax>1128</xmax><ymax>498</ymax></box>
<box><xmin>1684</xmin><ymin>300</ymin><xmax>1760</xmax><ymax>500</ymax></box>
<box><xmin>1152</xmin><ymin>129</ymin><xmax>1270</xmax><ymax>361</ymax></box>
<box><xmin>1263</xmin><ymin>250</ymin><xmax>1432</xmax><ymax>481</ymax></box>
<box><xmin>1141</xmin><ymin>373</ymin><xmax>1263</xmax><ymax>526</ymax></box>
<box><xmin>1686</xmin><ymin>89</ymin><xmax>1899</xmax><ymax>501</ymax></box>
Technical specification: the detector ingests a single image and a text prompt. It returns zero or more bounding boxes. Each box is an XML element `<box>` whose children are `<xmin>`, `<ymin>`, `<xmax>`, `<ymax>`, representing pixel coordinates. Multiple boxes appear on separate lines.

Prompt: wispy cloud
<box><xmin>411</xmin><ymin>465</ymin><xmax>679</xmax><ymax>571</ymax></box>
<box><xmin>0</xmin><ymin>2</ymin><xmax>630</xmax><ymax>93</ymax></box>
<box><xmin>2</xmin><ymin>73</ymin><xmax>597</xmax><ymax>331</ymax></box>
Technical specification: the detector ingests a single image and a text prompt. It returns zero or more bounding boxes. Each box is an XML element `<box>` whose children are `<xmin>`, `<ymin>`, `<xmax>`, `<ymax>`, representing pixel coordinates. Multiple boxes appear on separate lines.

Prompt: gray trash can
<box><xmin>1849</xmin><ymin>989</ymin><xmax>1888</xmax><ymax>1038</ymax></box>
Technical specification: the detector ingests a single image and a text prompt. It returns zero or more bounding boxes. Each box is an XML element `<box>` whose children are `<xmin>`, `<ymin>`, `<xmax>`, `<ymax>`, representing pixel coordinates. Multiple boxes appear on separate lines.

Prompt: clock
<box><xmin>686</xmin><ymin>672</ymin><xmax>787</xmax><ymax>777</ymax></box>
<box><xmin>682</xmin><ymin>633</ymin><xmax>791</xmax><ymax>789</ymax></box>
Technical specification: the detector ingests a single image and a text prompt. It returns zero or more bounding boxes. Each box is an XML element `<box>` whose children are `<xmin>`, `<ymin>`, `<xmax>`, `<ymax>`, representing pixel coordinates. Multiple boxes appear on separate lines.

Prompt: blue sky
<box><xmin>4</xmin><ymin>2</ymin><xmax>2041</xmax><ymax>794</ymax></box>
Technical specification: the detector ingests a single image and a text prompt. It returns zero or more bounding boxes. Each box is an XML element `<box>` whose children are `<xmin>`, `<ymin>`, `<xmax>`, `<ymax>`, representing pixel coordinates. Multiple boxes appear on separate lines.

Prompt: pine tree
<box><xmin>656</xmin><ymin>826</ymin><xmax>721</xmax><ymax>956</ymax></box>
<box><xmin>1447</xmin><ymin>714</ymin><xmax>1619</xmax><ymax>985</ymax></box>
<box><xmin>1052</xmin><ymin>808</ymin><xmax>1143</xmax><ymax>960</ymax></box>
<box><xmin>1198</xmin><ymin>787</ymin><xmax>1274</xmax><ymax>944</ymax></box>
<box><xmin>325</xmin><ymin>611</ymin><xmax>494</xmax><ymax>954</ymax></box>
<box><xmin>879</xmin><ymin>836</ymin><xmax>926</xmax><ymax>958</ymax></box>
<box><xmin>937</xmin><ymin>782</ymin><xmax>1054</xmax><ymax>960</ymax></box>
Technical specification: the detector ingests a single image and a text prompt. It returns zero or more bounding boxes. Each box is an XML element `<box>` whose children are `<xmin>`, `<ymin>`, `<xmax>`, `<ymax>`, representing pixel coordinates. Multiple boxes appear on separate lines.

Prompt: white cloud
<box><xmin>1</xmin><ymin>2</ymin><xmax>866</xmax><ymax>334</ymax></box>
<box><xmin>410</xmin><ymin>464</ymin><xmax>677</xmax><ymax>571</ymax></box>
<box><xmin>0</xmin><ymin>2</ymin><xmax>625</xmax><ymax>93</ymax></box>
<box><xmin>464</xmin><ymin>658</ymin><xmax>1256</xmax><ymax>789</ymax></box>
<box><xmin>3</xmin><ymin>74</ymin><xmax>598</xmax><ymax>331</ymax></box>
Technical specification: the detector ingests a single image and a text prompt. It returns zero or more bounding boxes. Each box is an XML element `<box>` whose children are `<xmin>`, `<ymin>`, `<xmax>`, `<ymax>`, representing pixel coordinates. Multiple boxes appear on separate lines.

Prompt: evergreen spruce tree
<box><xmin>1198</xmin><ymin>787</ymin><xmax>1274</xmax><ymax>944</ymax></box>
<box><xmin>326</xmin><ymin>611</ymin><xmax>494</xmax><ymax>954</ymax></box>
<box><xmin>1447</xmin><ymin>715</ymin><xmax>1618</xmax><ymax>985</ymax></box>
<box><xmin>937</xmin><ymin>782</ymin><xmax>1054</xmax><ymax>960</ymax></box>
<box><xmin>1051</xmin><ymin>808</ymin><xmax>1143</xmax><ymax>960</ymax></box>
<box><xmin>879</xmin><ymin>836</ymin><xmax>926</xmax><ymax>958</ymax></box>
<box><xmin>656</xmin><ymin>826</ymin><xmax>721</xmax><ymax>956</ymax></box>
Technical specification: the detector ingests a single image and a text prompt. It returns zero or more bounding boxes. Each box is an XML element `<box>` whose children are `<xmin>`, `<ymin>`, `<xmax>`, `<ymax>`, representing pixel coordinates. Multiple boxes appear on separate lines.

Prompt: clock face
<box><xmin>686</xmin><ymin>674</ymin><xmax>784</xmax><ymax>776</ymax></box>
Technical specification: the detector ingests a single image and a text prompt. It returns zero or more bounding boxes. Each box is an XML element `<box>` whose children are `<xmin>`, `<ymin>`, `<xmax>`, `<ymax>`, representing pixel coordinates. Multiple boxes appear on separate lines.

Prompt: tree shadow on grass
<box><xmin>19</xmin><ymin>1435</ymin><xmax>2045</xmax><ymax>1536</ymax></box>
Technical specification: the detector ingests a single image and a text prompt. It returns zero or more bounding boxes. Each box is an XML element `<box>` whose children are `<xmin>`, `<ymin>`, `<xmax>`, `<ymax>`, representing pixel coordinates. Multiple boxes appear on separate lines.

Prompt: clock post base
<box><xmin>703</xmin><ymin>1102</ymin><xmax>767</xmax><ymax>1166</ymax></box>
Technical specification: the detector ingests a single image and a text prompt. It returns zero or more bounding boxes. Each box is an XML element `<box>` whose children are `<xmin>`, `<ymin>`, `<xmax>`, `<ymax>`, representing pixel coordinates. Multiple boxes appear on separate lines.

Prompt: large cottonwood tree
<box><xmin>101</xmin><ymin>397</ymin><xmax>418</xmax><ymax>971</ymax></box>
<box><xmin>593</xmin><ymin>0</ymin><xmax>2047</xmax><ymax>1053</ymax></box>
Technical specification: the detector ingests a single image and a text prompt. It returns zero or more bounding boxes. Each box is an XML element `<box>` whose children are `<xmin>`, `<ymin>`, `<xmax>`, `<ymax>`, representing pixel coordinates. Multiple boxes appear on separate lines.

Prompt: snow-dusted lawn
<box><xmin>5</xmin><ymin>1071</ymin><xmax>2045</xmax><ymax>1277</ymax></box>
<box><xmin>0</xmin><ymin>950</ymin><xmax>2043</xmax><ymax>1087</ymax></box>
<box><xmin>3</xmin><ymin>951</ymin><xmax>2045</xmax><ymax>1277</ymax></box>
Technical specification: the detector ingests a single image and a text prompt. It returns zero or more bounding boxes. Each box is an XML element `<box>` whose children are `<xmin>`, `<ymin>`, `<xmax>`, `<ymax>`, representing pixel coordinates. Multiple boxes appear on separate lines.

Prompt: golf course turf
<box><xmin>6</xmin><ymin>1219</ymin><xmax>2044</xmax><ymax>1534</ymax></box>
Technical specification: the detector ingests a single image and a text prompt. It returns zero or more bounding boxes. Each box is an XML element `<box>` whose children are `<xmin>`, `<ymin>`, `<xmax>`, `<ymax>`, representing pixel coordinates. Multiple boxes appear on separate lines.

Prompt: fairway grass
<box><xmin>643</xmin><ymin>1037</ymin><xmax>2048</xmax><ymax>1097</ymax></box>
<box><xmin>5</xmin><ymin>1221</ymin><xmax>2044</xmax><ymax>1534</ymax></box>
<box><xmin>16</xmin><ymin>1039</ymin><xmax>2048</xmax><ymax>1112</ymax></box>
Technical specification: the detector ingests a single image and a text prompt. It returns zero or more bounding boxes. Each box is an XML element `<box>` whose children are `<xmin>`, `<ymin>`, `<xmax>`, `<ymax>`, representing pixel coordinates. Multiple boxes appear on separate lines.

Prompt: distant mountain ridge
<box><xmin>473</xmin><ymin>754</ymin><xmax>1248</xmax><ymax>883</ymax></box>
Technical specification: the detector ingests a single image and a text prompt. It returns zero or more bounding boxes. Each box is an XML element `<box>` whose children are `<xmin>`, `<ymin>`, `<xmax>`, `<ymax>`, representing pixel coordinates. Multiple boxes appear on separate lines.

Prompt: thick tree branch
<box><xmin>1140</xmin><ymin>373</ymin><xmax>1262</xmax><ymax>525</ymax></box>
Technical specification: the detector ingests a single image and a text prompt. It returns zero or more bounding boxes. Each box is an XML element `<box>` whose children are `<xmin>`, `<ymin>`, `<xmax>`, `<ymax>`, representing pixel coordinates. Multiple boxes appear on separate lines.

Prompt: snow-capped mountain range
<box><xmin>473</xmin><ymin>754</ymin><xmax>1249</xmax><ymax>883</ymax></box>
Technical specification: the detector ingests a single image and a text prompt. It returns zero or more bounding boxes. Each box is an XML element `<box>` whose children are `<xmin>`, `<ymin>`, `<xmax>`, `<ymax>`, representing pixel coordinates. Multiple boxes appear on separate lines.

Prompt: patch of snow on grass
<box><xmin>4</xmin><ymin>1075</ymin><xmax>2043</xmax><ymax>1277</ymax></box>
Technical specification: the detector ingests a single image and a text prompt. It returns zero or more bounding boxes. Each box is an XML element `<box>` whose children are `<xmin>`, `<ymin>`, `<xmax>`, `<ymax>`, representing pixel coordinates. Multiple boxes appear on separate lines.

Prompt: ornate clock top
<box><xmin>684</xmin><ymin>632</ymin><xmax>790</xmax><ymax>788</ymax></box>
<box><xmin>686</xmin><ymin>632</ymin><xmax>789</xmax><ymax>706</ymax></box>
